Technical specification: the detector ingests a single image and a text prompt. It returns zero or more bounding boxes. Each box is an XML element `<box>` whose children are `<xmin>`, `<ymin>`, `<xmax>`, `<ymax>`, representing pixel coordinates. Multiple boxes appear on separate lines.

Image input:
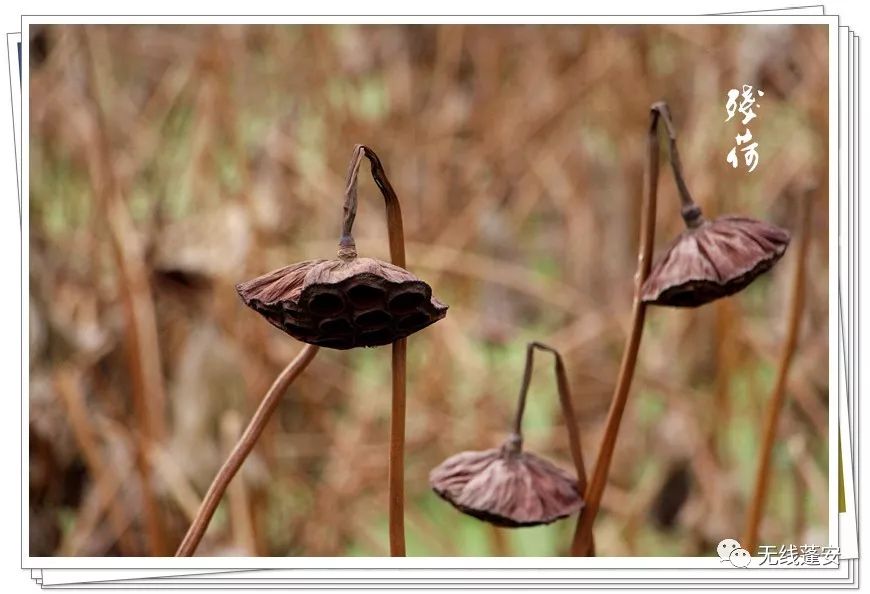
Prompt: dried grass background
<box><xmin>28</xmin><ymin>23</ymin><xmax>830</xmax><ymax>557</ymax></box>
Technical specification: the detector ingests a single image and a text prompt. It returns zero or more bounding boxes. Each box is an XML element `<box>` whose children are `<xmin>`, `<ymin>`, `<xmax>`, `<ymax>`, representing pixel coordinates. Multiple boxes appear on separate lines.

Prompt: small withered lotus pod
<box><xmin>429</xmin><ymin>434</ymin><xmax>583</xmax><ymax>528</ymax></box>
<box><xmin>236</xmin><ymin>145</ymin><xmax>448</xmax><ymax>350</ymax></box>
<box><xmin>429</xmin><ymin>342</ymin><xmax>588</xmax><ymax>528</ymax></box>
<box><xmin>640</xmin><ymin>215</ymin><xmax>791</xmax><ymax>307</ymax></box>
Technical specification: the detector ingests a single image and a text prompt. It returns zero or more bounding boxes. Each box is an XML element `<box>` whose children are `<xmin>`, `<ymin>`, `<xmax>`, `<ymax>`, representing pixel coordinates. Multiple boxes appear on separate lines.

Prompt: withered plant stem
<box><xmin>742</xmin><ymin>187</ymin><xmax>813</xmax><ymax>555</ymax></box>
<box><xmin>654</xmin><ymin>102</ymin><xmax>703</xmax><ymax>228</ymax></box>
<box><xmin>389</xmin><ymin>338</ymin><xmax>408</xmax><ymax>556</ymax></box>
<box><xmin>512</xmin><ymin>343</ymin><xmax>587</xmax><ymax>488</ymax></box>
<box><xmin>514</xmin><ymin>342</ymin><xmax>593</xmax><ymax>554</ymax></box>
<box><xmin>54</xmin><ymin>367</ymin><xmax>136</xmax><ymax>555</ymax></box>
<box><xmin>81</xmin><ymin>27</ymin><xmax>168</xmax><ymax>555</ymax></box>
<box><xmin>176</xmin><ymin>344</ymin><xmax>319</xmax><ymax>556</ymax></box>
<box><xmin>345</xmin><ymin>144</ymin><xmax>409</xmax><ymax>557</ymax></box>
<box><xmin>570</xmin><ymin>103</ymin><xmax>663</xmax><ymax>556</ymax></box>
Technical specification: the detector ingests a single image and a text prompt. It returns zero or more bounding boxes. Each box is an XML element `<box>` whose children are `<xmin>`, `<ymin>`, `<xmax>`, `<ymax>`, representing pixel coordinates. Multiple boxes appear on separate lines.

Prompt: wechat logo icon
<box><xmin>718</xmin><ymin>538</ymin><xmax>752</xmax><ymax>568</ymax></box>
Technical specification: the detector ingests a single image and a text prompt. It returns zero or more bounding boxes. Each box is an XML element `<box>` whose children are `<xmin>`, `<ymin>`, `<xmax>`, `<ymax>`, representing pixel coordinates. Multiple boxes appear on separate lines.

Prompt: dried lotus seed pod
<box><xmin>236</xmin><ymin>145</ymin><xmax>447</xmax><ymax>349</ymax></box>
<box><xmin>429</xmin><ymin>343</ymin><xmax>586</xmax><ymax>528</ymax></box>
<box><xmin>641</xmin><ymin>215</ymin><xmax>790</xmax><ymax>307</ymax></box>
<box><xmin>429</xmin><ymin>434</ymin><xmax>583</xmax><ymax>528</ymax></box>
<box><xmin>237</xmin><ymin>256</ymin><xmax>447</xmax><ymax>349</ymax></box>
<box><xmin>642</xmin><ymin>102</ymin><xmax>789</xmax><ymax>308</ymax></box>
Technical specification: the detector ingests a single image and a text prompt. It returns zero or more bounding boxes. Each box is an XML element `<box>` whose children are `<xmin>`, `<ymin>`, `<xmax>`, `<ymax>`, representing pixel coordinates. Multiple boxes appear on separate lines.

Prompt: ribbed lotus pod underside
<box><xmin>641</xmin><ymin>215</ymin><xmax>790</xmax><ymax>307</ymax></box>
<box><xmin>429</xmin><ymin>435</ymin><xmax>583</xmax><ymax>528</ymax></box>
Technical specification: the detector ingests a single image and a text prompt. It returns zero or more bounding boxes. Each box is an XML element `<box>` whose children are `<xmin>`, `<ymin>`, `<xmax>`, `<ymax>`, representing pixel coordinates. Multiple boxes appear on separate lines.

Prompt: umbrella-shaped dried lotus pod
<box><xmin>430</xmin><ymin>434</ymin><xmax>583</xmax><ymax>527</ymax></box>
<box><xmin>639</xmin><ymin>102</ymin><xmax>790</xmax><ymax>307</ymax></box>
<box><xmin>429</xmin><ymin>343</ymin><xmax>588</xmax><ymax>528</ymax></box>
<box><xmin>640</xmin><ymin>215</ymin><xmax>790</xmax><ymax>307</ymax></box>
<box><xmin>236</xmin><ymin>146</ymin><xmax>448</xmax><ymax>349</ymax></box>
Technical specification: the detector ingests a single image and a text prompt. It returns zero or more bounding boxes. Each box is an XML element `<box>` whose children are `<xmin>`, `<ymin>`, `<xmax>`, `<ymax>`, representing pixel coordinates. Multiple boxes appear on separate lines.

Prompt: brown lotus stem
<box><xmin>176</xmin><ymin>344</ymin><xmax>318</xmax><ymax>556</ymax></box>
<box><xmin>513</xmin><ymin>342</ymin><xmax>592</xmax><ymax>553</ymax></box>
<box><xmin>389</xmin><ymin>337</ymin><xmax>408</xmax><ymax>556</ymax></box>
<box><xmin>346</xmin><ymin>144</ymin><xmax>409</xmax><ymax>557</ymax></box>
<box><xmin>339</xmin><ymin>146</ymin><xmax>364</xmax><ymax>259</ymax></box>
<box><xmin>513</xmin><ymin>342</ymin><xmax>588</xmax><ymax>492</ymax></box>
<box><xmin>511</xmin><ymin>344</ymin><xmax>535</xmax><ymax>439</ymax></box>
<box><xmin>742</xmin><ymin>185</ymin><xmax>813</xmax><ymax>555</ymax></box>
<box><xmin>654</xmin><ymin>102</ymin><xmax>703</xmax><ymax>228</ymax></box>
<box><xmin>571</xmin><ymin>103</ymin><xmax>663</xmax><ymax>556</ymax></box>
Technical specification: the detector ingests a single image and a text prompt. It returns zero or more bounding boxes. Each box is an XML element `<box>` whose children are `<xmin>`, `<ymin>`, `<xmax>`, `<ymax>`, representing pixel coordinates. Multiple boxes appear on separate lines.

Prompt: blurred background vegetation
<box><xmin>29</xmin><ymin>23</ymin><xmax>829</xmax><ymax>557</ymax></box>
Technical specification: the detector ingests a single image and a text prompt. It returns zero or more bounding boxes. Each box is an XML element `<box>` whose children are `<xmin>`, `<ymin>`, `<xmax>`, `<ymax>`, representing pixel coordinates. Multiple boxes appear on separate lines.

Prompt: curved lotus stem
<box><xmin>345</xmin><ymin>144</ymin><xmax>409</xmax><ymax>557</ymax></box>
<box><xmin>176</xmin><ymin>344</ymin><xmax>319</xmax><ymax>556</ymax></box>
<box><xmin>654</xmin><ymin>102</ymin><xmax>703</xmax><ymax>228</ymax></box>
<box><xmin>340</xmin><ymin>144</ymin><xmax>407</xmax><ymax>267</ymax></box>
<box><xmin>571</xmin><ymin>103</ymin><xmax>663</xmax><ymax>556</ymax></box>
<box><xmin>512</xmin><ymin>342</ymin><xmax>588</xmax><ymax>495</ymax></box>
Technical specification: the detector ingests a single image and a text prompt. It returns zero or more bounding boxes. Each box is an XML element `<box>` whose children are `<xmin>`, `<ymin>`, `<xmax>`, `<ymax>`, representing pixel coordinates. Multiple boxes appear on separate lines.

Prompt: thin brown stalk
<box><xmin>175</xmin><ymin>344</ymin><xmax>319</xmax><ymax>556</ymax></box>
<box><xmin>60</xmin><ymin>465</ymin><xmax>132</xmax><ymax>556</ymax></box>
<box><xmin>571</xmin><ymin>102</ymin><xmax>663</xmax><ymax>556</ymax></box>
<box><xmin>525</xmin><ymin>341</ymin><xmax>594</xmax><ymax>556</ymax></box>
<box><xmin>222</xmin><ymin>412</ymin><xmax>258</xmax><ymax>556</ymax></box>
<box><xmin>487</xmin><ymin>524</ymin><xmax>509</xmax><ymax>556</ymax></box>
<box><xmin>80</xmin><ymin>27</ymin><xmax>168</xmax><ymax>555</ymax></box>
<box><xmin>54</xmin><ymin>367</ymin><xmax>136</xmax><ymax>555</ymax></box>
<box><xmin>711</xmin><ymin>299</ymin><xmax>736</xmax><ymax>465</ymax></box>
<box><xmin>147</xmin><ymin>445</ymin><xmax>202</xmax><ymax>524</ymax></box>
<box><xmin>520</xmin><ymin>342</ymin><xmax>588</xmax><ymax>495</ymax></box>
<box><xmin>389</xmin><ymin>338</ymin><xmax>408</xmax><ymax>556</ymax></box>
<box><xmin>346</xmin><ymin>144</ymin><xmax>409</xmax><ymax>557</ymax></box>
<box><xmin>742</xmin><ymin>187</ymin><xmax>813</xmax><ymax>555</ymax></box>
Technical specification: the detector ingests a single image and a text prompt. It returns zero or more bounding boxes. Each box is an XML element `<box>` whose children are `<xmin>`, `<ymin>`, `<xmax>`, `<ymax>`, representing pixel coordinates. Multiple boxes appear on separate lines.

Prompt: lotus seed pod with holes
<box><xmin>236</xmin><ymin>256</ymin><xmax>447</xmax><ymax>350</ymax></box>
<box><xmin>236</xmin><ymin>144</ymin><xmax>448</xmax><ymax>349</ymax></box>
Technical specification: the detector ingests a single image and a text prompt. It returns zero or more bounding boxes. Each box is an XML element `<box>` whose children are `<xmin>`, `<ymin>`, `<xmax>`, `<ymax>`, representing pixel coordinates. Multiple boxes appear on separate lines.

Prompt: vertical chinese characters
<box><xmin>725</xmin><ymin>84</ymin><xmax>763</xmax><ymax>172</ymax></box>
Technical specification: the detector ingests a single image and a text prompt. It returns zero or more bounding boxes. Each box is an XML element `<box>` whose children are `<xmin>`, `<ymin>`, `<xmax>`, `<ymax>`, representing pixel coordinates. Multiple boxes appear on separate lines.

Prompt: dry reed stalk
<box><xmin>570</xmin><ymin>103</ymin><xmax>662</xmax><ymax>556</ymax></box>
<box><xmin>742</xmin><ymin>186</ymin><xmax>813</xmax><ymax>555</ymax></box>
<box><xmin>790</xmin><ymin>437</ymin><xmax>808</xmax><ymax>543</ymax></box>
<box><xmin>176</xmin><ymin>344</ymin><xmax>319</xmax><ymax>556</ymax></box>
<box><xmin>60</xmin><ymin>468</ymin><xmax>132</xmax><ymax>556</ymax></box>
<box><xmin>80</xmin><ymin>27</ymin><xmax>169</xmax><ymax>555</ymax></box>
<box><xmin>54</xmin><ymin>367</ymin><xmax>135</xmax><ymax>554</ymax></box>
<box><xmin>147</xmin><ymin>445</ymin><xmax>203</xmax><ymax>524</ymax></box>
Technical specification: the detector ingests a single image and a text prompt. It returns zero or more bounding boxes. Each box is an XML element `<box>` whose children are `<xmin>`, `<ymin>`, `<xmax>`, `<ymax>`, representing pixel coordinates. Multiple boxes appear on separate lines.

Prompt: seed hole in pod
<box><xmin>347</xmin><ymin>283</ymin><xmax>386</xmax><ymax>309</ymax></box>
<box><xmin>355</xmin><ymin>309</ymin><xmax>392</xmax><ymax>329</ymax></box>
<box><xmin>319</xmin><ymin>317</ymin><xmax>353</xmax><ymax>335</ymax></box>
<box><xmin>398</xmin><ymin>311</ymin><xmax>429</xmax><ymax>331</ymax></box>
<box><xmin>283</xmin><ymin>322</ymin><xmax>312</xmax><ymax>337</ymax></box>
<box><xmin>388</xmin><ymin>290</ymin><xmax>426</xmax><ymax>313</ymax></box>
<box><xmin>308</xmin><ymin>292</ymin><xmax>345</xmax><ymax>316</ymax></box>
<box><xmin>358</xmin><ymin>328</ymin><xmax>395</xmax><ymax>347</ymax></box>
